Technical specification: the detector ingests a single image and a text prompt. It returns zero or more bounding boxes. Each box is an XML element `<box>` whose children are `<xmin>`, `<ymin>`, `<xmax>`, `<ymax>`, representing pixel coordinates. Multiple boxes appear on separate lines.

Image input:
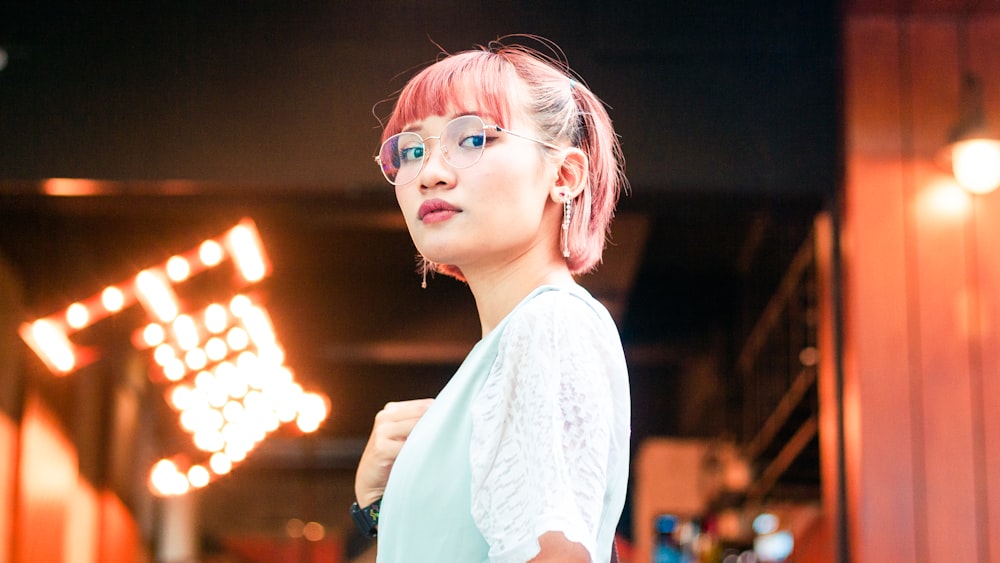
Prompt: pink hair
<box><xmin>381</xmin><ymin>39</ymin><xmax>627</xmax><ymax>277</ymax></box>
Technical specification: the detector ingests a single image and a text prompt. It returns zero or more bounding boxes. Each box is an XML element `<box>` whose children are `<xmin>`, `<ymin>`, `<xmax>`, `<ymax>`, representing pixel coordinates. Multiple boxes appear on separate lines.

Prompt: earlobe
<box><xmin>550</xmin><ymin>147</ymin><xmax>588</xmax><ymax>204</ymax></box>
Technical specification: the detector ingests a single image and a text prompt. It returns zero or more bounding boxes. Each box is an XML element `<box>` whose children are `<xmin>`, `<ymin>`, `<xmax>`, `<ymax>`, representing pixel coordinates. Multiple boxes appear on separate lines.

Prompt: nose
<box><xmin>417</xmin><ymin>136</ymin><xmax>455</xmax><ymax>189</ymax></box>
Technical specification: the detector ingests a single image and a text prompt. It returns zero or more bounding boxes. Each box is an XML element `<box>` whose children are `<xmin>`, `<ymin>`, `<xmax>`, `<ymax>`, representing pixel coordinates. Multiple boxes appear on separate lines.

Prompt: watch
<box><xmin>350</xmin><ymin>498</ymin><xmax>381</xmax><ymax>537</ymax></box>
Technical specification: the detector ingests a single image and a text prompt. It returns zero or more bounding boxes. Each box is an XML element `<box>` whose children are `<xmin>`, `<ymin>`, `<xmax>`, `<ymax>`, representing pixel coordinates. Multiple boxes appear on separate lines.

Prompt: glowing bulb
<box><xmin>207</xmin><ymin>388</ymin><xmax>228</xmax><ymax>409</ymax></box>
<box><xmin>135</xmin><ymin>270</ymin><xmax>179</xmax><ymax>322</ymax></box>
<box><xmin>229</xmin><ymin>294</ymin><xmax>252</xmax><ymax>318</ymax></box>
<box><xmin>204</xmin><ymin>303</ymin><xmax>229</xmax><ymax>334</ymax></box>
<box><xmin>194</xmin><ymin>370</ymin><xmax>215</xmax><ymax>390</ymax></box>
<box><xmin>297</xmin><ymin>417</ymin><xmax>320</xmax><ymax>433</ymax></box>
<box><xmin>258</xmin><ymin>344</ymin><xmax>285</xmax><ymax>366</ymax></box>
<box><xmin>952</xmin><ymin>138</ymin><xmax>1000</xmax><ymax>194</ymax></box>
<box><xmin>150</xmin><ymin>459</ymin><xmax>177</xmax><ymax>488</ymax></box>
<box><xmin>173</xmin><ymin>314</ymin><xmax>199</xmax><ymax>351</ymax></box>
<box><xmin>209</xmin><ymin>452</ymin><xmax>232</xmax><ymax>475</ymax></box>
<box><xmin>150</xmin><ymin>459</ymin><xmax>188</xmax><ymax>496</ymax></box>
<box><xmin>144</xmin><ymin>323</ymin><xmax>166</xmax><ymax>347</ymax></box>
<box><xmin>225</xmin><ymin>444</ymin><xmax>248</xmax><ymax>462</ymax></box>
<box><xmin>194</xmin><ymin>430</ymin><xmax>225</xmax><ymax>452</ymax></box>
<box><xmin>180</xmin><ymin>407</ymin><xmax>223</xmax><ymax>434</ymax></box>
<box><xmin>228</xmin><ymin>224</ymin><xmax>267</xmax><ymax>282</ymax></box>
<box><xmin>30</xmin><ymin>319</ymin><xmax>76</xmax><ymax>373</ymax></box>
<box><xmin>222</xmin><ymin>400</ymin><xmax>244</xmax><ymax>423</ymax></box>
<box><xmin>297</xmin><ymin>392</ymin><xmax>328</xmax><ymax>421</ymax></box>
<box><xmin>66</xmin><ymin>303</ymin><xmax>89</xmax><ymax>329</ymax></box>
<box><xmin>226</xmin><ymin>327</ymin><xmax>249</xmax><ymax>351</ymax></box>
<box><xmin>169</xmin><ymin>384</ymin><xmax>192</xmax><ymax>410</ymax></box>
<box><xmin>154</xmin><ymin>343</ymin><xmax>176</xmax><ymax>366</ymax></box>
<box><xmin>187</xmin><ymin>465</ymin><xmax>210</xmax><ymax>488</ymax></box>
<box><xmin>199</xmin><ymin>240</ymin><xmax>224</xmax><ymax>266</ymax></box>
<box><xmin>205</xmin><ymin>337</ymin><xmax>228</xmax><ymax>362</ymax></box>
<box><xmin>263</xmin><ymin>414</ymin><xmax>280</xmax><ymax>434</ymax></box>
<box><xmin>186</xmin><ymin>388</ymin><xmax>209</xmax><ymax>412</ymax></box>
<box><xmin>164</xmin><ymin>358</ymin><xmax>186</xmax><ymax>382</ymax></box>
<box><xmin>236</xmin><ymin>350</ymin><xmax>259</xmax><ymax>370</ymax></box>
<box><xmin>243</xmin><ymin>306</ymin><xmax>275</xmax><ymax>347</ymax></box>
<box><xmin>185</xmin><ymin>348</ymin><xmax>208</xmax><ymax>371</ymax></box>
<box><xmin>101</xmin><ymin>286</ymin><xmax>124</xmax><ymax>312</ymax></box>
<box><xmin>166</xmin><ymin>255</ymin><xmax>191</xmax><ymax>282</ymax></box>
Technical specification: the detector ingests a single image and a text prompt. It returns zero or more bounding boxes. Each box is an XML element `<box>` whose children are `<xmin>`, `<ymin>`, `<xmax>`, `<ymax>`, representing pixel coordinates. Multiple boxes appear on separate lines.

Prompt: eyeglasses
<box><xmin>374</xmin><ymin>114</ymin><xmax>560</xmax><ymax>186</ymax></box>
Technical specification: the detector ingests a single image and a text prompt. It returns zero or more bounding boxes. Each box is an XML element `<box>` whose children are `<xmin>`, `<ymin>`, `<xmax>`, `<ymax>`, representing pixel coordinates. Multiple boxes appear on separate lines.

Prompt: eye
<box><xmin>398</xmin><ymin>144</ymin><xmax>424</xmax><ymax>163</ymax></box>
<box><xmin>457</xmin><ymin>132</ymin><xmax>486</xmax><ymax>149</ymax></box>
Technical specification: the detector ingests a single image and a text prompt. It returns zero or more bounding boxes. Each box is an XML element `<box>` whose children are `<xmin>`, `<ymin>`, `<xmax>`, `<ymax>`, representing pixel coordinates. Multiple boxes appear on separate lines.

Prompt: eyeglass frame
<box><xmin>373</xmin><ymin>114</ymin><xmax>563</xmax><ymax>186</ymax></box>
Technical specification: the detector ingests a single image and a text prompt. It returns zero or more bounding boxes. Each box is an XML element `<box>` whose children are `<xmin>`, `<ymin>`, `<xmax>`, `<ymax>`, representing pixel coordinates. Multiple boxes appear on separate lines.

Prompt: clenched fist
<box><xmin>354</xmin><ymin>398</ymin><xmax>434</xmax><ymax>507</ymax></box>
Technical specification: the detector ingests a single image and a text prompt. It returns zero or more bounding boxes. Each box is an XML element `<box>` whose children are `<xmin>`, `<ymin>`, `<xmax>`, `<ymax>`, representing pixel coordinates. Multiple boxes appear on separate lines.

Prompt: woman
<box><xmin>352</xmin><ymin>38</ymin><xmax>631</xmax><ymax>563</ymax></box>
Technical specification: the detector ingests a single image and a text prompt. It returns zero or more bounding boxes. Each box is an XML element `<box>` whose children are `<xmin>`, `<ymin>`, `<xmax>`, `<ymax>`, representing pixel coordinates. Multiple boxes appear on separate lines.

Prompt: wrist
<box><xmin>350</xmin><ymin>497</ymin><xmax>381</xmax><ymax>537</ymax></box>
<box><xmin>356</xmin><ymin>489</ymin><xmax>382</xmax><ymax>508</ymax></box>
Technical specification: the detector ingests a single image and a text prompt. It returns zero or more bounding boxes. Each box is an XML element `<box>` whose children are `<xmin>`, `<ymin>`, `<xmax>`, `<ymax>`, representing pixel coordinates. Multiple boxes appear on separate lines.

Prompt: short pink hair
<box><xmin>381</xmin><ymin>38</ymin><xmax>627</xmax><ymax>276</ymax></box>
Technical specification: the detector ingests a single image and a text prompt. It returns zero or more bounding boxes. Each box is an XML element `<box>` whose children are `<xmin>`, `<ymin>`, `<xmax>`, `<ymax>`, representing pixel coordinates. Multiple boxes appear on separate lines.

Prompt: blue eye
<box><xmin>399</xmin><ymin>145</ymin><xmax>424</xmax><ymax>162</ymax></box>
<box><xmin>457</xmin><ymin>132</ymin><xmax>485</xmax><ymax>149</ymax></box>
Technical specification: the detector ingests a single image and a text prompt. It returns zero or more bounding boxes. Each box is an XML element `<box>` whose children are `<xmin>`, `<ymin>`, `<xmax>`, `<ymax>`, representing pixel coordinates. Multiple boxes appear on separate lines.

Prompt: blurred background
<box><xmin>2</xmin><ymin>2</ymin><xmax>998</xmax><ymax>562</ymax></box>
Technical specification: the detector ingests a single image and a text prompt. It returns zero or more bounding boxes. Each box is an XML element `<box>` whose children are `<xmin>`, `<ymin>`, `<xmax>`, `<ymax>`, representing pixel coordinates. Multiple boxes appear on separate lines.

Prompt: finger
<box><xmin>366</xmin><ymin>438</ymin><xmax>405</xmax><ymax>465</ymax></box>
<box><xmin>374</xmin><ymin>417</ymin><xmax>425</xmax><ymax>442</ymax></box>
<box><xmin>376</xmin><ymin>401</ymin><xmax>433</xmax><ymax>427</ymax></box>
<box><xmin>382</xmin><ymin>398</ymin><xmax>434</xmax><ymax>417</ymax></box>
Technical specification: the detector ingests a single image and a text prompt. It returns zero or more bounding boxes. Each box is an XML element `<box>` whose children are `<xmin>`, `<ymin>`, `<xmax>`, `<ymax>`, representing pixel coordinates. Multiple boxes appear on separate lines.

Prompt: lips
<box><xmin>417</xmin><ymin>199</ymin><xmax>461</xmax><ymax>223</ymax></box>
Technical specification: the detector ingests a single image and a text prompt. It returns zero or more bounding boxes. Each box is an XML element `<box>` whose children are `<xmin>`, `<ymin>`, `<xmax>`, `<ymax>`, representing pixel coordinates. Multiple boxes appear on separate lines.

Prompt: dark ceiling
<box><xmin>0</xmin><ymin>0</ymin><xmax>838</xmax><ymax>553</ymax></box>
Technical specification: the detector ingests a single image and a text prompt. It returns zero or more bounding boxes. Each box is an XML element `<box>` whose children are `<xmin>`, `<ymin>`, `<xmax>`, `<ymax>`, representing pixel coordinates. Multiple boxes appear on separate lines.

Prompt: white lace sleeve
<box><xmin>470</xmin><ymin>290</ymin><xmax>622</xmax><ymax>563</ymax></box>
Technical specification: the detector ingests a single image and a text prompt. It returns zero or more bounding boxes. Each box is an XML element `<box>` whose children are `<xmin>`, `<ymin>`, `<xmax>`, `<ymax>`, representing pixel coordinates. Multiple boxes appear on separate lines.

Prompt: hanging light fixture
<box><xmin>940</xmin><ymin>17</ymin><xmax>1000</xmax><ymax>195</ymax></box>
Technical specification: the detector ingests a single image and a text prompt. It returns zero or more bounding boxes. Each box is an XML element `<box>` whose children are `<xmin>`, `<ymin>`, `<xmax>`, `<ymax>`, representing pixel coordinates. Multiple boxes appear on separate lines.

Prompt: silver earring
<box><xmin>561</xmin><ymin>195</ymin><xmax>572</xmax><ymax>259</ymax></box>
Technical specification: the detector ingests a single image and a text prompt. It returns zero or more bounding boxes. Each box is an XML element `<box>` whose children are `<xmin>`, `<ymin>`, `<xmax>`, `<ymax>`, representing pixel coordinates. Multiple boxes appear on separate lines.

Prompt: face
<box><xmin>392</xmin><ymin>107</ymin><xmax>562</xmax><ymax>276</ymax></box>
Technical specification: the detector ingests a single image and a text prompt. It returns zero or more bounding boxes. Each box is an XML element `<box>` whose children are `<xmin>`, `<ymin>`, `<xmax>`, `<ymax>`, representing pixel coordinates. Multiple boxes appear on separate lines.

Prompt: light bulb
<box><xmin>952</xmin><ymin>138</ymin><xmax>1000</xmax><ymax>194</ymax></box>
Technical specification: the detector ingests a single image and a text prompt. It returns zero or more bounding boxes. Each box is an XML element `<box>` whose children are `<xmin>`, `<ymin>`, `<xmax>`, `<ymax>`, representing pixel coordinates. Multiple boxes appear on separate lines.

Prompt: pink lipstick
<box><xmin>418</xmin><ymin>199</ymin><xmax>461</xmax><ymax>224</ymax></box>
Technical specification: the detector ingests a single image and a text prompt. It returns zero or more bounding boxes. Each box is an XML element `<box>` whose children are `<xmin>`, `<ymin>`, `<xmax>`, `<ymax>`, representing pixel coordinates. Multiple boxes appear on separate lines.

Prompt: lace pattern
<box><xmin>470</xmin><ymin>289</ymin><xmax>629</xmax><ymax>563</ymax></box>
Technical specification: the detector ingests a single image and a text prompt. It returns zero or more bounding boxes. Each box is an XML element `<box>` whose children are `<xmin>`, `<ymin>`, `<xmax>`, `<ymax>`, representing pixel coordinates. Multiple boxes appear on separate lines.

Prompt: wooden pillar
<box><xmin>841</xmin><ymin>13</ymin><xmax>1000</xmax><ymax>563</ymax></box>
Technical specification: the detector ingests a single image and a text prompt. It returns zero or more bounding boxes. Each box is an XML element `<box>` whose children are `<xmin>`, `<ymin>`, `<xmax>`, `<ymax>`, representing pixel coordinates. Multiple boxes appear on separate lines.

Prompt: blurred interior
<box><xmin>1</xmin><ymin>1</ymin><xmax>999</xmax><ymax>562</ymax></box>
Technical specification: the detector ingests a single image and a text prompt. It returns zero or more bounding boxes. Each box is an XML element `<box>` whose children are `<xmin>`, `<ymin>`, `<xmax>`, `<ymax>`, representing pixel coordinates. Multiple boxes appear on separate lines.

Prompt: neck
<box><xmin>464</xmin><ymin>255</ymin><xmax>576</xmax><ymax>338</ymax></box>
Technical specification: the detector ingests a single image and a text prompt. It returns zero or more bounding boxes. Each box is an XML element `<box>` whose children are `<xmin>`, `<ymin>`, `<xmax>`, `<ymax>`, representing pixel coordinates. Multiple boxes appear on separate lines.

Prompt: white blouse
<box><xmin>375</xmin><ymin>284</ymin><xmax>630</xmax><ymax>563</ymax></box>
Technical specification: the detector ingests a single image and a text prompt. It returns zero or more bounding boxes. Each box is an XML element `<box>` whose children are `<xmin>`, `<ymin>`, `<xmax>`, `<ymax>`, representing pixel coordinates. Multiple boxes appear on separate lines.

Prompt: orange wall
<box><xmin>5</xmin><ymin>395</ymin><xmax>146</xmax><ymax>563</ymax></box>
<box><xmin>842</xmin><ymin>14</ymin><xmax>1000</xmax><ymax>562</ymax></box>
<box><xmin>14</xmin><ymin>396</ymin><xmax>77</xmax><ymax>562</ymax></box>
<box><xmin>0</xmin><ymin>413</ymin><xmax>15</xmax><ymax>563</ymax></box>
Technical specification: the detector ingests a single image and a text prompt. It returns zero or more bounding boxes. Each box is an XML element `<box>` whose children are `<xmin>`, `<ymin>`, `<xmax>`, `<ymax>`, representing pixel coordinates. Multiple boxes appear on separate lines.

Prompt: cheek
<box><xmin>394</xmin><ymin>188</ymin><xmax>420</xmax><ymax>230</ymax></box>
<box><xmin>394</xmin><ymin>186</ymin><xmax>414</xmax><ymax>212</ymax></box>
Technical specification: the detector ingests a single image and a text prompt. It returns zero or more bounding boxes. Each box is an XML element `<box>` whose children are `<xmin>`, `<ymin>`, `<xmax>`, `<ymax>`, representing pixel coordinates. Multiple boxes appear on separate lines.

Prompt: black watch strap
<box><xmin>351</xmin><ymin>498</ymin><xmax>381</xmax><ymax>537</ymax></box>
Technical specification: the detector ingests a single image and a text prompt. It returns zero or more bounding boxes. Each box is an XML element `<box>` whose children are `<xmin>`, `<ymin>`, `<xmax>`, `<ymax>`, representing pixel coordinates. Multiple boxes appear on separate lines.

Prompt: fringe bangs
<box><xmin>382</xmin><ymin>51</ymin><xmax>520</xmax><ymax>141</ymax></box>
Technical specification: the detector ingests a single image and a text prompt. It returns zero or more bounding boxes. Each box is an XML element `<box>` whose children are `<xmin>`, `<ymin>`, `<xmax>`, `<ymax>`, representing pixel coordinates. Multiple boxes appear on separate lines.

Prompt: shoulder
<box><xmin>493</xmin><ymin>286</ymin><xmax>626</xmax><ymax>385</ymax></box>
<box><xmin>504</xmin><ymin>286</ymin><xmax>617</xmax><ymax>338</ymax></box>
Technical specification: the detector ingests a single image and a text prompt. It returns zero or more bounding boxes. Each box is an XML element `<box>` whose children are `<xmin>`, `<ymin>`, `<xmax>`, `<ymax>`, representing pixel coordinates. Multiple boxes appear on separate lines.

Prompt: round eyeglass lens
<box><xmin>379</xmin><ymin>132</ymin><xmax>423</xmax><ymax>185</ymax></box>
<box><xmin>441</xmin><ymin>116</ymin><xmax>488</xmax><ymax>169</ymax></box>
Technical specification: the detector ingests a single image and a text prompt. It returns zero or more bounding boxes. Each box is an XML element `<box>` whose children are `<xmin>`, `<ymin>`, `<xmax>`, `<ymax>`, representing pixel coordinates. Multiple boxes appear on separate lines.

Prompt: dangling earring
<box><xmin>561</xmin><ymin>194</ymin><xmax>572</xmax><ymax>259</ymax></box>
<box><xmin>417</xmin><ymin>255</ymin><xmax>432</xmax><ymax>289</ymax></box>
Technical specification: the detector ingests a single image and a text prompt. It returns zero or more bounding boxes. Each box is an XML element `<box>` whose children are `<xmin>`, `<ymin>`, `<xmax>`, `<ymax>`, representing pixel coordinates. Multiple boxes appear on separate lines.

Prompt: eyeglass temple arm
<box><xmin>490</xmin><ymin>125</ymin><xmax>562</xmax><ymax>151</ymax></box>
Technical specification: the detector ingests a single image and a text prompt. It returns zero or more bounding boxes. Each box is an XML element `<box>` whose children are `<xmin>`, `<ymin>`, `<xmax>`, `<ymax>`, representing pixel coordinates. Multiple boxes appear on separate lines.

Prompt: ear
<box><xmin>549</xmin><ymin>147</ymin><xmax>588</xmax><ymax>203</ymax></box>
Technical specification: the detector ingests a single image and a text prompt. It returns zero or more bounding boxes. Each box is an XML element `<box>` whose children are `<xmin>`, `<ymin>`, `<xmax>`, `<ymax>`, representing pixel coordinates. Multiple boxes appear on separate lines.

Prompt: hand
<box><xmin>355</xmin><ymin>398</ymin><xmax>434</xmax><ymax>507</ymax></box>
<box><xmin>528</xmin><ymin>532</ymin><xmax>590</xmax><ymax>562</ymax></box>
